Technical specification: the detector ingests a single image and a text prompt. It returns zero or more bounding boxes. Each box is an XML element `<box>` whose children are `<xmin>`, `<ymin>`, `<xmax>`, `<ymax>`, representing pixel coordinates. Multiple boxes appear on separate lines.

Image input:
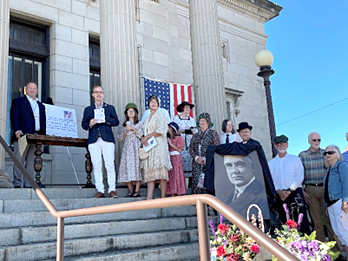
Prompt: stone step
<box><xmin>0</xmin><ymin>187</ymin><xmax>162</xmax><ymax>200</ymax></box>
<box><xmin>1</xmin><ymin>197</ymin><xmax>147</xmax><ymax>213</ymax></box>
<box><xmin>0</xmin><ymin>229</ymin><xmax>198</xmax><ymax>261</ymax></box>
<box><xmin>65</xmin><ymin>243</ymin><xmax>200</xmax><ymax>261</ymax></box>
<box><xmin>0</xmin><ymin>205</ymin><xmax>197</xmax><ymax>229</ymax></box>
<box><xmin>0</xmin><ymin>216</ymin><xmax>198</xmax><ymax>246</ymax></box>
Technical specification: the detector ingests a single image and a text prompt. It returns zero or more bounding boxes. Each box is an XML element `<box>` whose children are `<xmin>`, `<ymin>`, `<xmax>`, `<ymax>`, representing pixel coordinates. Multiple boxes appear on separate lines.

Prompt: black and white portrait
<box><xmin>214</xmin><ymin>151</ymin><xmax>270</xmax><ymax>219</ymax></box>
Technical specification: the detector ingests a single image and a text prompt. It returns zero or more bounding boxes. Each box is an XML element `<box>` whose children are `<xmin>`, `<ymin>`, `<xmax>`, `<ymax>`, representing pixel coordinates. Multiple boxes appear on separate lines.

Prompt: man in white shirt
<box><xmin>11</xmin><ymin>82</ymin><xmax>46</xmax><ymax>188</ymax></box>
<box><xmin>268</xmin><ymin>134</ymin><xmax>311</xmax><ymax>234</ymax></box>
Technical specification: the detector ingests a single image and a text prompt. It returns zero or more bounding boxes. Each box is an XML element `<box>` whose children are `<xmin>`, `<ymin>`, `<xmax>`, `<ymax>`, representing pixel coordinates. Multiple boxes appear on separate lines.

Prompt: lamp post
<box><xmin>255</xmin><ymin>50</ymin><xmax>277</xmax><ymax>157</ymax></box>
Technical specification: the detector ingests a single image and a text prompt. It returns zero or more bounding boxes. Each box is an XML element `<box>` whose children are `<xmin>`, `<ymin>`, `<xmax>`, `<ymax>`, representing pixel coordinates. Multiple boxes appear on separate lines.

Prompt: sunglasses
<box><xmin>312</xmin><ymin>139</ymin><xmax>321</xmax><ymax>142</ymax></box>
<box><xmin>323</xmin><ymin>151</ymin><xmax>336</xmax><ymax>156</ymax></box>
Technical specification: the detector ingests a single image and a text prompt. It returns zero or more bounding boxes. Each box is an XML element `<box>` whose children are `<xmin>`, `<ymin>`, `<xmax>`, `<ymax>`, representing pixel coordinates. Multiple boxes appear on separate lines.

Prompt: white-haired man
<box><xmin>299</xmin><ymin>133</ymin><xmax>339</xmax><ymax>247</ymax></box>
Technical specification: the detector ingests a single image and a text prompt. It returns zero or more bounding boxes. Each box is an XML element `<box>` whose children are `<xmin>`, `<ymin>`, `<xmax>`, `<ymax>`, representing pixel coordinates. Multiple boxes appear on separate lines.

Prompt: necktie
<box><xmin>226</xmin><ymin>134</ymin><xmax>229</xmax><ymax>143</ymax></box>
<box><xmin>233</xmin><ymin>189</ymin><xmax>240</xmax><ymax>201</ymax></box>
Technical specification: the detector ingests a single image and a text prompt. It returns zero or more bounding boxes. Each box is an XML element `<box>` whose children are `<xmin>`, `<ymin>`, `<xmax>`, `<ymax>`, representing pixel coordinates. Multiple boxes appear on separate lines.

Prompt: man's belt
<box><xmin>306</xmin><ymin>183</ymin><xmax>324</xmax><ymax>187</ymax></box>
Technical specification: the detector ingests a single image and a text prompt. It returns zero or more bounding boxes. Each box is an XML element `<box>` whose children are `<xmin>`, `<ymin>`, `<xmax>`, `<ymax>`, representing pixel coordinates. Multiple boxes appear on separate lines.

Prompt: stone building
<box><xmin>0</xmin><ymin>0</ymin><xmax>281</xmax><ymax>185</ymax></box>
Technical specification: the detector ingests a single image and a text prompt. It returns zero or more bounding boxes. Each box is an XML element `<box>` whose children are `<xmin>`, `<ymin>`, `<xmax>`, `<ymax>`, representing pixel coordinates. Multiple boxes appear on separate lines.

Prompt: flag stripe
<box><xmin>187</xmin><ymin>85</ymin><xmax>193</xmax><ymax>117</ymax></box>
<box><xmin>143</xmin><ymin>77</ymin><xmax>194</xmax><ymax>119</ymax></box>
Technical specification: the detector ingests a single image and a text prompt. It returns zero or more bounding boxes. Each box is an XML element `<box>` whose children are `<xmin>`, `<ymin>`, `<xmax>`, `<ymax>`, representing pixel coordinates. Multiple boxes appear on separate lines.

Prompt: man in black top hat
<box><xmin>237</xmin><ymin>122</ymin><xmax>254</xmax><ymax>144</ymax></box>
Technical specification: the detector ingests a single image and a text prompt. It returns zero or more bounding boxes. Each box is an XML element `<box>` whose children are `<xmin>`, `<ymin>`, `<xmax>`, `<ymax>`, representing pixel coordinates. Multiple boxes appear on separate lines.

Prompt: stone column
<box><xmin>99</xmin><ymin>0</ymin><xmax>139</xmax><ymax>115</ymax></box>
<box><xmin>0</xmin><ymin>0</ymin><xmax>10</xmax><ymax>170</ymax></box>
<box><xmin>99</xmin><ymin>0</ymin><xmax>139</xmax><ymax>167</ymax></box>
<box><xmin>189</xmin><ymin>0</ymin><xmax>226</xmax><ymax>132</ymax></box>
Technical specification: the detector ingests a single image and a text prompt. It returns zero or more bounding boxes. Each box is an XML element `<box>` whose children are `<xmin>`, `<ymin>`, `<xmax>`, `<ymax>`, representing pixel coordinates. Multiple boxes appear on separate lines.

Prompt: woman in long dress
<box><xmin>172</xmin><ymin>101</ymin><xmax>197</xmax><ymax>181</ymax></box>
<box><xmin>141</xmin><ymin>95</ymin><xmax>172</xmax><ymax>200</ymax></box>
<box><xmin>166</xmin><ymin>122</ymin><xmax>186</xmax><ymax>196</ymax></box>
<box><xmin>189</xmin><ymin>112</ymin><xmax>220</xmax><ymax>195</ymax></box>
<box><xmin>117</xmin><ymin>103</ymin><xmax>143</xmax><ymax>197</ymax></box>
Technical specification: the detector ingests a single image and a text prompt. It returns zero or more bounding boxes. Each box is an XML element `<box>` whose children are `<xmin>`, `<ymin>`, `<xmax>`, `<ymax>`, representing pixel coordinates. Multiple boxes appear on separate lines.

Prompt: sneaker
<box><xmin>109</xmin><ymin>191</ymin><xmax>118</xmax><ymax>198</ymax></box>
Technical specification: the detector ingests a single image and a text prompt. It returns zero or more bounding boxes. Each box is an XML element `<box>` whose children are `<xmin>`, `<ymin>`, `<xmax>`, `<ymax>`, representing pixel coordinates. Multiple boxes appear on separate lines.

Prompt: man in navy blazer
<box><xmin>11</xmin><ymin>82</ymin><xmax>46</xmax><ymax>188</ymax></box>
<box><xmin>82</xmin><ymin>85</ymin><xmax>119</xmax><ymax>198</ymax></box>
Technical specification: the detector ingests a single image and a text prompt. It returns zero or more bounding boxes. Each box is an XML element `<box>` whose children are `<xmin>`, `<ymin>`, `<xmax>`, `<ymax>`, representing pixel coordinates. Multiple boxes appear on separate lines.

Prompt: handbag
<box><xmin>139</xmin><ymin>147</ymin><xmax>149</xmax><ymax>160</ymax></box>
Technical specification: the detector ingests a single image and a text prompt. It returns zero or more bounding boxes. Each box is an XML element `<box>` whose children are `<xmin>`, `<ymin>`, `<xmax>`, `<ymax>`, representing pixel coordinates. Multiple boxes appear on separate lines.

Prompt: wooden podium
<box><xmin>25</xmin><ymin>134</ymin><xmax>94</xmax><ymax>187</ymax></box>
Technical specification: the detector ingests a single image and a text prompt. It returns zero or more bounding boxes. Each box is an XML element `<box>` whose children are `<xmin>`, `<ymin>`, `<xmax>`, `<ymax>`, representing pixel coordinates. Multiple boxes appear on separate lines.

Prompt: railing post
<box><xmin>57</xmin><ymin>216</ymin><xmax>64</xmax><ymax>261</ymax></box>
<box><xmin>196</xmin><ymin>200</ymin><xmax>210</xmax><ymax>261</ymax></box>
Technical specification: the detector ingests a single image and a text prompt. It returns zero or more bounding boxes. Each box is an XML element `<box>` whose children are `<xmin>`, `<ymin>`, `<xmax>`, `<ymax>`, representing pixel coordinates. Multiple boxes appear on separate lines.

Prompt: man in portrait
<box><xmin>215</xmin><ymin>151</ymin><xmax>269</xmax><ymax>220</ymax></box>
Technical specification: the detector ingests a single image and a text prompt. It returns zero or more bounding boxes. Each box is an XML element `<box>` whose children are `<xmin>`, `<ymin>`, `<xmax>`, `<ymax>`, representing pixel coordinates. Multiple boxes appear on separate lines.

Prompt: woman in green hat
<box><xmin>117</xmin><ymin>103</ymin><xmax>144</xmax><ymax>197</ymax></box>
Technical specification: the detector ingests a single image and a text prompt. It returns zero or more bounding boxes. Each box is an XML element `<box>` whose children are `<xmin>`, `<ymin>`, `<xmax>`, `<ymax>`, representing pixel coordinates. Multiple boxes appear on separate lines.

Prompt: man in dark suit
<box><xmin>11</xmin><ymin>82</ymin><xmax>46</xmax><ymax>188</ymax></box>
<box><xmin>82</xmin><ymin>85</ymin><xmax>119</xmax><ymax>198</ymax></box>
<box><xmin>223</xmin><ymin>154</ymin><xmax>269</xmax><ymax>219</ymax></box>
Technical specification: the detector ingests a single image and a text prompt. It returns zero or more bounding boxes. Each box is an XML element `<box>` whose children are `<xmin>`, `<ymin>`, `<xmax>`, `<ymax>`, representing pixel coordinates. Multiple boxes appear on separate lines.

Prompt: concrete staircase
<box><xmin>0</xmin><ymin>188</ymin><xmax>200</xmax><ymax>261</ymax></box>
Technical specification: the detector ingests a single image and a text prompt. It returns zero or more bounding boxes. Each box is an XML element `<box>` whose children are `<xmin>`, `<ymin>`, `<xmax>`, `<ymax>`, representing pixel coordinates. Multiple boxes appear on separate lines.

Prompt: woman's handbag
<box><xmin>139</xmin><ymin>147</ymin><xmax>149</xmax><ymax>160</ymax></box>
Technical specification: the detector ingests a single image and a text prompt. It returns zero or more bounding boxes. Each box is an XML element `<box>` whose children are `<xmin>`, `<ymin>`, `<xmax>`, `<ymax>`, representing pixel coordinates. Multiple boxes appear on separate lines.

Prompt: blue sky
<box><xmin>265</xmin><ymin>0</ymin><xmax>348</xmax><ymax>155</ymax></box>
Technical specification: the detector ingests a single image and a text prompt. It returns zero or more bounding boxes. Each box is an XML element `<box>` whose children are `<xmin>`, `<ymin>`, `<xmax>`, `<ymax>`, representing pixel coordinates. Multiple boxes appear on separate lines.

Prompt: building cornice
<box><xmin>174</xmin><ymin>0</ymin><xmax>282</xmax><ymax>23</ymax></box>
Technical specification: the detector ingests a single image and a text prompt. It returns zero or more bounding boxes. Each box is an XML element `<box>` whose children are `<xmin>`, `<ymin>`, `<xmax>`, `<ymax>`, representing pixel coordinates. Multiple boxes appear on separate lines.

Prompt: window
<box><xmin>6</xmin><ymin>18</ymin><xmax>49</xmax><ymax>145</ymax></box>
<box><xmin>89</xmin><ymin>37</ymin><xmax>101</xmax><ymax>104</ymax></box>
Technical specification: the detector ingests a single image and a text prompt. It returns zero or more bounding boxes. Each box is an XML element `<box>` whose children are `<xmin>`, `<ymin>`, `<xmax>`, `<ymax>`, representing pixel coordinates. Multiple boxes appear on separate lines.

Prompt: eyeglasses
<box><xmin>93</xmin><ymin>91</ymin><xmax>104</xmax><ymax>94</ymax></box>
<box><xmin>127</xmin><ymin>110</ymin><xmax>136</xmax><ymax>113</ymax></box>
<box><xmin>323</xmin><ymin>151</ymin><xmax>336</xmax><ymax>156</ymax></box>
<box><xmin>312</xmin><ymin>139</ymin><xmax>321</xmax><ymax>142</ymax></box>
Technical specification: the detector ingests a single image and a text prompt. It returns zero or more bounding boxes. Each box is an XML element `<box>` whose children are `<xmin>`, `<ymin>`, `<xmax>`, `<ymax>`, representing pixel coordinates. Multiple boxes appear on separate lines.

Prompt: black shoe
<box><xmin>14</xmin><ymin>186</ymin><xmax>21</xmax><ymax>188</ymax></box>
<box><xmin>132</xmin><ymin>191</ymin><xmax>141</xmax><ymax>197</ymax></box>
<box><xmin>128</xmin><ymin>190</ymin><xmax>134</xmax><ymax>197</ymax></box>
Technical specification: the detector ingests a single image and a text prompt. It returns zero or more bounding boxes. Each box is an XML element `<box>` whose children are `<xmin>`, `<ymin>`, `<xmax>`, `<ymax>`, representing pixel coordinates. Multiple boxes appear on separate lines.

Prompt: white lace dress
<box><xmin>141</xmin><ymin>110</ymin><xmax>172</xmax><ymax>182</ymax></box>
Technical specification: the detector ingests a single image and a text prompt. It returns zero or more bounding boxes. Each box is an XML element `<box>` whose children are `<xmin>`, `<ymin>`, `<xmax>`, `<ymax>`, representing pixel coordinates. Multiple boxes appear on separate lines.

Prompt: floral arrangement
<box><xmin>209</xmin><ymin>214</ymin><xmax>262</xmax><ymax>261</ymax></box>
<box><xmin>272</xmin><ymin>204</ymin><xmax>339</xmax><ymax>261</ymax></box>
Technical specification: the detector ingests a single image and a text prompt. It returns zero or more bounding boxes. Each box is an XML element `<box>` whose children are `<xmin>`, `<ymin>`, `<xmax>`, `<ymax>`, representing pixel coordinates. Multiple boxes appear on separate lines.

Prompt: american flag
<box><xmin>143</xmin><ymin>77</ymin><xmax>194</xmax><ymax>117</ymax></box>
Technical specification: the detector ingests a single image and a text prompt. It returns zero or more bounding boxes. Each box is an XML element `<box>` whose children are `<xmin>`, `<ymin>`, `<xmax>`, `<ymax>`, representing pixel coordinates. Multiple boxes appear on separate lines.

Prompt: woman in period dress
<box><xmin>189</xmin><ymin>112</ymin><xmax>220</xmax><ymax>195</ymax></box>
<box><xmin>117</xmin><ymin>103</ymin><xmax>143</xmax><ymax>197</ymax></box>
<box><xmin>166</xmin><ymin>122</ymin><xmax>186</xmax><ymax>196</ymax></box>
<box><xmin>172</xmin><ymin>101</ymin><xmax>197</xmax><ymax>181</ymax></box>
<box><xmin>141</xmin><ymin>95</ymin><xmax>172</xmax><ymax>200</ymax></box>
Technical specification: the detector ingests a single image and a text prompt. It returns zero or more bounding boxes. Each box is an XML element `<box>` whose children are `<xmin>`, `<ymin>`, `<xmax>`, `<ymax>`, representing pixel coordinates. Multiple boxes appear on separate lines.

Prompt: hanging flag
<box><xmin>143</xmin><ymin>77</ymin><xmax>194</xmax><ymax>118</ymax></box>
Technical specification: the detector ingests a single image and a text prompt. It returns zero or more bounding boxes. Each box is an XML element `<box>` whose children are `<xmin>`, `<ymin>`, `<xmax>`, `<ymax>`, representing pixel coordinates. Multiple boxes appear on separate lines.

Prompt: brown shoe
<box><xmin>93</xmin><ymin>192</ymin><xmax>105</xmax><ymax>198</ymax></box>
<box><xmin>109</xmin><ymin>191</ymin><xmax>118</xmax><ymax>198</ymax></box>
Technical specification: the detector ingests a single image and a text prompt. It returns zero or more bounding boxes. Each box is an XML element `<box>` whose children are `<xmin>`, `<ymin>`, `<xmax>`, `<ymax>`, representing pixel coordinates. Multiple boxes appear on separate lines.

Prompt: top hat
<box><xmin>237</xmin><ymin>122</ymin><xmax>253</xmax><ymax>132</ymax></box>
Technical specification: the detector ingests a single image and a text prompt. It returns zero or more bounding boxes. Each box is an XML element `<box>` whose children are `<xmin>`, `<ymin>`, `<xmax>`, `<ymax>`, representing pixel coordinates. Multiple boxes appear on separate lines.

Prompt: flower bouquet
<box><xmin>209</xmin><ymin>214</ymin><xmax>262</xmax><ymax>261</ymax></box>
<box><xmin>272</xmin><ymin>204</ymin><xmax>339</xmax><ymax>261</ymax></box>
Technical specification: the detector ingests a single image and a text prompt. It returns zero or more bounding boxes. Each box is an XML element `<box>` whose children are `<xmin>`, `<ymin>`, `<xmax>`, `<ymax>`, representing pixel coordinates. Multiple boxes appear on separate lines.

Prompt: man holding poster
<box><xmin>82</xmin><ymin>85</ymin><xmax>119</xmax><ymax>198</ymax></box>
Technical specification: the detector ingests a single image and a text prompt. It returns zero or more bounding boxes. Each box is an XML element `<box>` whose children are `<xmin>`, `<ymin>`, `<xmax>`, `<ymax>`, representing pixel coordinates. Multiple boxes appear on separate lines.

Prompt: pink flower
<box><xmin>249</xmin><ymin>244</ymin><xmax>261</xmax><ymax>254</ymax></box>
<box><xmin>286</xmin><ymin>220</ymin><xmax>298</xmax><ymax>229</ymax></box>
<box><xmin>216</xmin><ymin>246</ymin><xmax>226</xmax><ymax>257</ymax></box>
<box><xmin>217</xmin><ymin>224</ymin><xmax>229</xmax><ymax>234</ymax></box>
<box><xmin>230</xmin><ymin>234</ymin><xmax>240</xmax><ymax>242</ymax></box>
<box><xmin>226</xmin><ymin>253</ymin><xmax>241</xmax><ymax>261</ymax></box>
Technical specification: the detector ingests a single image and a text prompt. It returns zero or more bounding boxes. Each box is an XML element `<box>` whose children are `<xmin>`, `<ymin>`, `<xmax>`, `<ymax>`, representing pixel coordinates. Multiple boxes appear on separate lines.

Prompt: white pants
<box><xmin>88</xmin><ymin>138</ymin><xmax>116</xmax><ymax>193</ymax></box>
<box><xmin>328</xmin><ymin>199</ymin><xmax>348</xmax><ymax>246</ymax></box>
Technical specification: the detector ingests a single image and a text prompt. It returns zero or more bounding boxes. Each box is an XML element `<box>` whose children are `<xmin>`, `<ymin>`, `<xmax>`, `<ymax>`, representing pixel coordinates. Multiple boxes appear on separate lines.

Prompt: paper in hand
<box><xmin>94</xmin><ymin>108</ymin><xmax>105</xmax><ymax>123</ymax></box>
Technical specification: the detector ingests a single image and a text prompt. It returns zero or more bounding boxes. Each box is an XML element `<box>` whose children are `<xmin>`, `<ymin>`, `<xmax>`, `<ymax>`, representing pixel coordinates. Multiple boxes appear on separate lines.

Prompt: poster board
<box><xmin>44</xmin><ymin>104</ymin><xmax>78</xmax><ymax>138</ymax></box>
<box><xmin>214</xmin><ymin>150</ymin><xmax>270</xmax><ymax>219</ymax></box>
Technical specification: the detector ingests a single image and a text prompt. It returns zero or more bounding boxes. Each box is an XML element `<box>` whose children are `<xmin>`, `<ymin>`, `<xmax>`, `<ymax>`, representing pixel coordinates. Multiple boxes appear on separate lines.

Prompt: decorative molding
<box><xmin>150</xmin><ymin>0</ymin><xmax>160</xmax><ymax>2</ymax></box>
<box><xmin>217</xmin><ymin>0</ymin><xmax>279</xmax><ymax>22</ymax></box>
<box><xmin>219</xmin><ymin>18</ymin><xmax>267</xmax><ymax>45</ymax></box>
<box><xmin>221</xmin><ymin>38</ymin><xmax>230</xmax><ymax>63</ymax></box>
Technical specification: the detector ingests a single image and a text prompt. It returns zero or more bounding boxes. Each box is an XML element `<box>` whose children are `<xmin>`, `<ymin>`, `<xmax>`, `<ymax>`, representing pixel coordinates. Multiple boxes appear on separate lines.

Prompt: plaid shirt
<box><xmin>298</xmin><ymin>148</ymin><xmax>326</xmax><ymax>184</ymax></box>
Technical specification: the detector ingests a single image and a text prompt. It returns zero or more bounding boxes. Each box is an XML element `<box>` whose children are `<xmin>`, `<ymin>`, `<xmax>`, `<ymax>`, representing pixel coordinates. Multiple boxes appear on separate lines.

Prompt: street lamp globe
<box><xmin>255</xmin><ymin>50</ymin><xmax>274</xmax><ymax>67</ymax></box>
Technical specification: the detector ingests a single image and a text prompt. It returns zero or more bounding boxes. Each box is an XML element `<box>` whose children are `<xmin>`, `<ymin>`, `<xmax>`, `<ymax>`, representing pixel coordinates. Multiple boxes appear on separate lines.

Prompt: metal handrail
<box><xmin>0</xmin><ymin>135</ymin><xmax>297</xmax><ymax>261</ymax></box>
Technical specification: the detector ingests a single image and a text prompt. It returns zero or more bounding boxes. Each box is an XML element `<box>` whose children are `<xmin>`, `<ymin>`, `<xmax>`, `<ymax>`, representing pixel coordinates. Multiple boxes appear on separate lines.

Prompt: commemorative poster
<box><xmin>214</xmin><ymin>150</ymin><xmax>270</xmax><ymax>219</ymax></box>
<box><xmin>44</xmin><ymin>104</ymin><xmax>78</xmax><ymax>138</ymax></box>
